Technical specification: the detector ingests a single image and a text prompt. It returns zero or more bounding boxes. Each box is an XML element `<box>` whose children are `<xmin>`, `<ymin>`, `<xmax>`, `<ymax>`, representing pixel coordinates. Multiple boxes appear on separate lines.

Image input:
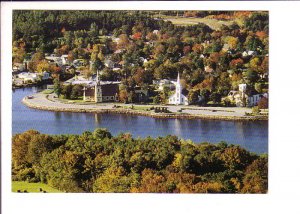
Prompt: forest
<box><xmin>12</xmin><ymin>129</ymin><xmax>268</xmax><ymax>193</ymax></box>
<box><xmin>12</xmin><ymin>10</ymin><xmax>269</xmax><ymax>105</ymax></box>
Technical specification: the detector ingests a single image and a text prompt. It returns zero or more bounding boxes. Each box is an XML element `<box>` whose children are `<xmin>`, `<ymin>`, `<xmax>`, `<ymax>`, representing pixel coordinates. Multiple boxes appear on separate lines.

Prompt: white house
<box><xmin>18</xmin><ymin>72</ymin><xmax>38</xmax><ymax>83</ymax></box>
<box><xmin>242</xmin><ymin>50</ymin><xmax>257</xmax><ymax>57</ymax></box>
<box><xmin>12</xmin><ymin>63</ymin><xmax>25</xmax><ymax>72</ymax></box>
<box><xmin>104</xmin><ymin>59</ymin><xmax>114</xmax><ymax>69</ymax></box>
<box><xmin>61</xmin><ymin>55</ymin><xmax>69</xmax><ymax>65</ymax></box>
<box><xmin>227</xmin><ymin>83</ymin><xmax>268</xmax><ymax>107</ymax></box>
<box><xmin>153</xmin><ymin>79</ymin><xmax>175</xmax><ymax>91</ymax></box>
<box><xmin>153</xmin><ymin>30</ymin><xmax>159</xmax><ymax>34</ymax></box>
<box><xmin>168</xmin><ymin>73</ymin><xmax>189</xmax><ymax>105</ymax></box>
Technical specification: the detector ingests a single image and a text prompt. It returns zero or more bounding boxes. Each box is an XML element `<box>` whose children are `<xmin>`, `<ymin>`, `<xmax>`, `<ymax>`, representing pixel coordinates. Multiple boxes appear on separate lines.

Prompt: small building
<box><xmin>242</xmin><ymin>50</ymin><xmax>257</xmax><ymax>57</ymax></box>
<box><xmin>45</xmin><ymin>55</ymin><xmax>62</xmax><ymax>66</ymax></box>
<box><xmin>12</xmin><ymin>63</ymin><xmax>25</xmax><ymax>72</ymax></box>
<box><xmin>18</xmin><ymin>72</ymin><xmax>38</xmax><ymax>83</ymax></box>
<box><xmin>134</xmin><ymin>86</ymin><xmax>149</xmax><ymax>103</ymax></box>
<box><xmin>41</xmin><ymin>71</ymin><xmax>50</xmax><ymax>80</ymax></box>
<box><xmin>168</xmin><ymin>73</ymin><xmax>189</xmax><ymax>105</ymax></box>
<box><xmin>104</xmin><ymin>59</ymin><xmax>114</xmax><ymax>69</ymax></box>
<box><xmin>61</xmin><ymin>55</ymin><xmax>69</xmax><ymax>65</ymax></box>
<box><xmin>73</xmin><ymin>59</ymin><xmax>85</xmax><ymax>67</ymax></box>
<box><xmin>153</xmin><ymin>79</ymin><xmax>175</xmax><ymax>91</ymax></box>
<box><xmin>205</xmin><ymin>66</ymin><xmax>214</xmax><ymax>73</ymax></box>
<box><xmin>153</xmin><ymin>30</ymin><xmax>159</xmax><ymax>34</ymax></box>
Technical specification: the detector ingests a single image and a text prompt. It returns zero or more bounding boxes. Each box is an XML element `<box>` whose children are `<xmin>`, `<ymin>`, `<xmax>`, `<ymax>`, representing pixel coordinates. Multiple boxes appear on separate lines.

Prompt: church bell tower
<box><xmin>95</xmin><ymin>70</ymin><xmax>102</xmax><ymax>103</ymax></box>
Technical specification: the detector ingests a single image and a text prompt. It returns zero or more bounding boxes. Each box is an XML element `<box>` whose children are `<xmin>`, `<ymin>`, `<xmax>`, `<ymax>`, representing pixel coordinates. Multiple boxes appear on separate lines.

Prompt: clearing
<box><xmin>161</xmin><ymin>16</ymin><xmax>239</xmax><ymax>30</ymax></box>
<box><xmin>12</xmin><ymin>181</ymin><xmax>62</xmax><ymax>193</ymax></box>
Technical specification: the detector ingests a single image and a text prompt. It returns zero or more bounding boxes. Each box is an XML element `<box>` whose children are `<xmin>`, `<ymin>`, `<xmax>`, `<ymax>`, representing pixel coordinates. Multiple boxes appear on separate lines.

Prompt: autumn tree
<box><xmin>241</xmin><ymin>157</ymin><xmax>268</xmax><ymax>193</ymax></box>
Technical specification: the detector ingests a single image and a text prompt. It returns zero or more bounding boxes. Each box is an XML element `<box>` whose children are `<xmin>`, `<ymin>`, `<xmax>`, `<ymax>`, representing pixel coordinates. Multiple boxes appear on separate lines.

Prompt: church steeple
<box><xmin>95</xmin><ymin>69</ymin><xmax>102</xmax><ymax>103</ymax></box>
<box><xmin>96</xmin><ymin>69</ymin><xmax>101</xmax><ymax>85</ymax></box>
<box><xmin>177</xmin><ymin>72</ymin><xmax>180</xmax><ymax>84</ymax></box>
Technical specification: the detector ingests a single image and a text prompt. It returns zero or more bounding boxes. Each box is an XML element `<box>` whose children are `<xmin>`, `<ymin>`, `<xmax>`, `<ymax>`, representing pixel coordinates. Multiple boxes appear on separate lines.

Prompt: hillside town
<box><xmin>12</xmin><ymin>10</ymin><xmax>269</xmax><ymax>109</ymax></box>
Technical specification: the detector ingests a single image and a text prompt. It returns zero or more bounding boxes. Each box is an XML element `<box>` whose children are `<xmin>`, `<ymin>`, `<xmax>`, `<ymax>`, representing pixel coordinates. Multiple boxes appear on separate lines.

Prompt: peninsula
<box><xmin>22</xmin><ymin>92</ymin><xmax>268</xmax><ymax>121</ymax></box>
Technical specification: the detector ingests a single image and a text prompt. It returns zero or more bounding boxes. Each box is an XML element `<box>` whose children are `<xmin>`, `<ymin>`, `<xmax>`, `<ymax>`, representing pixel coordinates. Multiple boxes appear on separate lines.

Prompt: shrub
<box><xmin>258</xmin><ymin>97</ymin><xmax>268</xmax><ymax>109</ymax></box>
<box><xmin>252</xmin><ymin>106</ymin><xmax>260</xmax><ymax>115</ymax></box>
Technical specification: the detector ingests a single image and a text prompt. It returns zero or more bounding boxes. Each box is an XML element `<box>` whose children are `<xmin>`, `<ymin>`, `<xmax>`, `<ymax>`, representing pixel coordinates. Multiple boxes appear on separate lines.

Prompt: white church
<box><xmin>168</xmin><ymin>73</ymin><xmax>189</xmax><ymax>105</ymax></box>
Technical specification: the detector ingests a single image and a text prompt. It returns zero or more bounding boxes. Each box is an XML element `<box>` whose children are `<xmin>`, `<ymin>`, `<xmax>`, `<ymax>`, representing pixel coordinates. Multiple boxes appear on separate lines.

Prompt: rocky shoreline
<box><xmin>22</xmin><ymin>96</ymin><xmax>268</xmax><ymax>121</ymax></box>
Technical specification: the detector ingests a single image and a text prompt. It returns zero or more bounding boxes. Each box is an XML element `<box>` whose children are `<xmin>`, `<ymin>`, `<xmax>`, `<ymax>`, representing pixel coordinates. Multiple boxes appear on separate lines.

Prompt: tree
<box><xmin>225</xmin><ymin>36</ymin><xmax>239</xmax><ymax>50</ymax></box>
<box><xmin>258</xmin><ymin>97</ymin><xmax>268</xmax><ymax>109</ymax></box>
<box><xmin>188</xmin><ymin>90</ymin><xmax>201</xmax><ymax>104</ymax></box>
<box><xmin>209</xmin><ymin>92</ymin><xmax>222</xmax><ymax>104</ymax></box>
<box><xmin>92</xmin><ymin>58</ymin><xmax>103</xmax><ymax>72</ymax></box>
<box><xmin>230</xmin><ymin>58</ymin><xmax>244</xmax><ymax>70</ymax></box>
<box><xmin>70</xmin><ymin>85</ymin><xmax>83</xmax><ymax>99</ymax></box>
<box><xmin>199</xmin><ymin>89</ymin><xmax>211</xmax><ymax>105</ymax></box>
<box><xmin>93</xmin><ymin>128</ymin><xmax>112</xmax><ymax>139</ymax></box>
<box><xmin>118</xmin><ymin>34</ymin><xmax>130</xmax><ymax>49</ymax></box>
<box><xmin>61</xmin><ymin>84</ymin><xmax>73</xmax><ymax>99</ymax></box>
<box><xmin>36</xmin><ymin>60</ymin><xmax>50</xmax><ymax>73</ymax></box>
<box><xmin>241</xmin><ymin>157</ymin><xmax>268</xmax><ymax>193</ymax></box>
<box><xmin>53</xmin><ymin>77</ymin><xmax>62</xmax><ymax>97</ymax></box>
<box><xmin>220</xmin><ymin>146</ymin><xmax>255</xmax><ymax>171</ymax></box>
<box><xmin>244</xmin><ymin>70</ymin><xmax>259</xmax><ymax>85</ymax></box>
<box><xmin>249</xmin><ymin>57</ymin><xmax>261</xmax><ymax>72</ymax></box>
<box><xmin>119</xmin><ymin>89</ymin><xmax>128</xmax><ymax>103</ymax></box>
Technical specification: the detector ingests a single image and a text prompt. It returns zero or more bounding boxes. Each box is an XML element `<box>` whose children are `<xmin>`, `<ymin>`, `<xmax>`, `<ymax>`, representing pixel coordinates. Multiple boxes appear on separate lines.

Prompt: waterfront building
<box><xmin>82</xmin><ymin>70</ymin><xmax>119</xmax><ymax>103</ymax></box>
<box><xmin>17</xmin><ymin>72</ymin><xmax>38</xmax><ymax>83</ymax></box>
<box><xmin>168</xmin><ymin>73</ymin><xmax>189</xmax><ymax>105</ymax></box>
<box><xmin>227</xmin><ymin>83</ymin><xmax>268</xmax><ymax>107</ymax></box>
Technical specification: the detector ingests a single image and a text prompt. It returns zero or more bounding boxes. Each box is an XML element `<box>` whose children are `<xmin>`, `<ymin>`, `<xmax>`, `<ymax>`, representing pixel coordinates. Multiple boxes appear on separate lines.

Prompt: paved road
<box><xmin>23</xmin><ymin>92</ymin><xmax>254</xmax><ymax>117</ymax></box>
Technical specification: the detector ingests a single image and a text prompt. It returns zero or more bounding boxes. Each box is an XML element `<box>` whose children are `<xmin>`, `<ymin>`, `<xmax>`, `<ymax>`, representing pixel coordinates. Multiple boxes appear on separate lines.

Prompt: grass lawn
<box><xmin>160</xmin><ymin>16</ymin><xmax>236</xmax><ymax>30</ymax></box>
<box><xmin>42</xmin><ymin>89</ymin><xmax>54</xmax><ymax>94</ymax></box>
<box><xmin>120</xmin><ymin>105</ymin><xmax>153</xmax><ymax>111</ymax></box>
<box><xmin>12</xmin><ymin>181</ymin><xmax>62</xmax><ymax>193</ymax></box>
<box><xmin>58</xmin><ymin>96</ymin><xmax>86</xmax><ymax>104</ymax></box>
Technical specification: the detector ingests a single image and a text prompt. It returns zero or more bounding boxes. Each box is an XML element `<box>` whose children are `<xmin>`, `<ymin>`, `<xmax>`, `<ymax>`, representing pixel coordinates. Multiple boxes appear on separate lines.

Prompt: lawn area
<box><xmin>161</xmin><ymin>16</ymin><xmax>236</xmax><ymax>30</ymax></box>
<box><xmin>58</xmin><ymin>96</ymin><xmax>86</xmax><ymax>104</ymax></box>
<box><xmin>119</xmin><ymin>105</ymin><xmax>153</xmax><ymax>111</ymax></box>
<box><xmin>42</xmin><ymin>89</ymin><xmax>54</xmax><ymax>94</ymax></box>
<box><xmin>12</xmin><ymin>181</ymin><xmax>62</xmax><ymax>193</ymax></box>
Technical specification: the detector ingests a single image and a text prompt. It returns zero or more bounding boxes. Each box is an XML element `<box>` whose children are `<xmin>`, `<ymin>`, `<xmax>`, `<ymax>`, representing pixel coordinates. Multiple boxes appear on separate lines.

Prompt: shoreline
<box><xmin>22</xmin><ymin>93</ymin><xmax>268</xmax><ymax>121</ymax></box>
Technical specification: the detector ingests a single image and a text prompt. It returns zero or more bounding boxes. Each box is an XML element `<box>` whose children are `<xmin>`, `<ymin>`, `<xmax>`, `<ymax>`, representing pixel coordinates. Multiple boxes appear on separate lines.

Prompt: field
<box><xmin>161</xmin><ymin>16</ymin><xmax>238</xmax><ymax>30</ymax></box>
<box><xmin>12</xmin><ymin>181</ymin><xmax>62</xmax><ymax>193</ymax></box>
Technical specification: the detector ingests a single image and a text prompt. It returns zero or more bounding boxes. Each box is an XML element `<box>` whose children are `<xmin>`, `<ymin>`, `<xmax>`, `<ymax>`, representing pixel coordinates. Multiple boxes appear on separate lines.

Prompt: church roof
<box><xmin>101</xmin><ymin>84</ymin><xmax>119</xmax><ymax>96</ymax></box>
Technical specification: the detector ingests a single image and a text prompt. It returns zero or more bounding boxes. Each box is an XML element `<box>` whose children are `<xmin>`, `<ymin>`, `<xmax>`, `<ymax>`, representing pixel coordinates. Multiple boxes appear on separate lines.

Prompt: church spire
<box><xmin>96</xmin><ymin>69</ymin><xmax>101</xmax><ymax>86</ymax></box>
<box><xmin>177</xmin><ymin>72</ymin><xmax>180</xmax><ymax>84</ymax></box>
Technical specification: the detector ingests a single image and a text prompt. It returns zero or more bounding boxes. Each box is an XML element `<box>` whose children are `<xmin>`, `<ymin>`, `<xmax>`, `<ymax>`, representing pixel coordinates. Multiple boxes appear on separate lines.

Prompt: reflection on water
<box><xmin>94</xmin><ymin>113</ymin><xmax>101</xmax><ymax>124</ymax></box>
<box><xmin>12</xmin><ymin>88</ymin><xmax>268</xmax><ymax>154</ymax></box>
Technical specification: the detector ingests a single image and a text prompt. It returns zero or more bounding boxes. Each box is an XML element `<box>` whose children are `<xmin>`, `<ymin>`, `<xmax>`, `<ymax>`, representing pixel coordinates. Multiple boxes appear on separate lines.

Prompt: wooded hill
<box><xmin>12</xmin><ymin>129</ymin><xmax>268</xmax><ymax>193</ymax></box>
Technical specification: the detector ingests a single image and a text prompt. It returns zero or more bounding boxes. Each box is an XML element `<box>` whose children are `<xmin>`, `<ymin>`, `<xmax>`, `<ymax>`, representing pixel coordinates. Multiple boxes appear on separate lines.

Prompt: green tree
<box><xmin>93</xmin><ymin>128</ymin><xmax>112</xmax><ymax>139</ymax></box>
<box><xmin>53</xmin><ymin>77</ymin><xmax>62</xmax><ymax>97</ymax></box>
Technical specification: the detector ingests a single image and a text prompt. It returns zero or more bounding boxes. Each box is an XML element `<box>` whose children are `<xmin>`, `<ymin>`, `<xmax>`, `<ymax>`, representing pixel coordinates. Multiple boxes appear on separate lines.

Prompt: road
<box><xmin>23</xmin><ymin>92</ymin><xmax>254</xmax><ymax>118</ymax></box>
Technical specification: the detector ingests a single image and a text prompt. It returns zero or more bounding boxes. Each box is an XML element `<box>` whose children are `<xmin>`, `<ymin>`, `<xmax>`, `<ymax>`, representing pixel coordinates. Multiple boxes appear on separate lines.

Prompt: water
<box><xmin>12</xmin><ymin>87</ymin><xmax>268</xmax><ymax>154</ymax></box>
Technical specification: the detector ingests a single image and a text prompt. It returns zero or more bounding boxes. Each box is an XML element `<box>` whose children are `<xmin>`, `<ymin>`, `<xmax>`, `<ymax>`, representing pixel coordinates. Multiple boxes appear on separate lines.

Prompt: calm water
<box><xmin>12</xmin><ymin>87</ymin><xmax>268</xmax><ymax>154</ymax></box>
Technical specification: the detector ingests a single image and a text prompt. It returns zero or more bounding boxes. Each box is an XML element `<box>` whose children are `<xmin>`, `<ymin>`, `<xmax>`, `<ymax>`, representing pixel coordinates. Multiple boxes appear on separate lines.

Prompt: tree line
<box><xmin>12</xmin><ymin>129</ymin><xmax>268</xmax><ymax>193</ymax></box>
